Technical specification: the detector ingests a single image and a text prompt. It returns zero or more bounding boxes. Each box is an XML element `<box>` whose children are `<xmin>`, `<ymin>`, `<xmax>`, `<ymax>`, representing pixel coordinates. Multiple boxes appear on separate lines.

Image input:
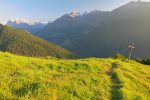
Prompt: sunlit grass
<box><xmin>0</xmin><ymin>52</ymin><xmax>112</xmax><ymax>100</ymax></box>
<box><xmin>114</xmin><ymin>61</ymin><xmax>150</xmax><ymax>100</ymax></box>
<box><xmin>0</xmin><ymin>52</ymin><xmax>149</xmax><ymax>100</ymax></box>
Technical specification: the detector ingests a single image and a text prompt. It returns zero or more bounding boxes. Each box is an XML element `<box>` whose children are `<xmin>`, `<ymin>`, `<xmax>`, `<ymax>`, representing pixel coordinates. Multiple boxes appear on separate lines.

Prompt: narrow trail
<box><xmin>107</xmin><ymin>62</ymin><xmax>123</xmax><ymax>100</ymax></box>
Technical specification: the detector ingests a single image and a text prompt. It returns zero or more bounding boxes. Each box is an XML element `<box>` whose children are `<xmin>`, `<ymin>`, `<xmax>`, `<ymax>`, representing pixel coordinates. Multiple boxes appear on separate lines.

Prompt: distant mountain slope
<box><xmin>37</xmin><ymin>1</ymin><xmax>150</xmax><ymax>58</ymax></box>
<box><xmin>6</xmin><ymin>19</ymin><xmax>47</xmax><ymax>34</ymax></box>
<box><xmin>0</xmin><ymin>24</ymin><xmax>72</xmax><ymax>58</ymax></box>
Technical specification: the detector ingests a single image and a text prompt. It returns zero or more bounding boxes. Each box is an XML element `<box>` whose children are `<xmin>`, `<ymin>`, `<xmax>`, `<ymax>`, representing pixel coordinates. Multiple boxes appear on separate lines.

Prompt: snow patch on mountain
<box><xmin>8</xmin><ymin>19</ymin><xmax>48</xmax><ymax>26</ymax></box>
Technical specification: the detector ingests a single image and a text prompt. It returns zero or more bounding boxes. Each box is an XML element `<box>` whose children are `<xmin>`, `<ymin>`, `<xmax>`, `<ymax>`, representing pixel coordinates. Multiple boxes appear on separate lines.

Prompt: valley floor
<box><xmin>0</xmin><ymin>52</ymin><xmax>150</xmax><ymax>100</ymax></box>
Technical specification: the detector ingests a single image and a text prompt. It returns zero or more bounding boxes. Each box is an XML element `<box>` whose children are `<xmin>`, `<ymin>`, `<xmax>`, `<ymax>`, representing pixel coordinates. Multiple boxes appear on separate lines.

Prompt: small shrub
<box><xmin>114</xmin><ymin>53</ymin><xmax>125</xmax><ymax>59</ymax></box>
<box><xmin>135</xmin><ymin>58</ymin><xmax>142</xmax><ymax>63</ymax></box>
<box><xmin>135</xmin><ymin>58</ymin><xmax>150</xmax><ymax>65</ymax></box>
<box><xmin>142</xmin><ymin>58</ymin><xmax>150</xmax><ymax>65</ymax></box>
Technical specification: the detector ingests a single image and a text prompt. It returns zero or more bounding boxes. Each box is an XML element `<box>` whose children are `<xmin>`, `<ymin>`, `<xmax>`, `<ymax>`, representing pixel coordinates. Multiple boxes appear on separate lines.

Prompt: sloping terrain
<box><xmin>0</xmin><ymin>24</ymin><xmax>72</xmax><ymax>58</ymax></box>
<box><xmin>37</xmin><ymin>1</ymin><xmax>150</xmax><ymax>58</ymax></box>
<box><xmin>0</xmin><ymin>52</ymin><xmax>149</xmax><ymax>100</ymax></box>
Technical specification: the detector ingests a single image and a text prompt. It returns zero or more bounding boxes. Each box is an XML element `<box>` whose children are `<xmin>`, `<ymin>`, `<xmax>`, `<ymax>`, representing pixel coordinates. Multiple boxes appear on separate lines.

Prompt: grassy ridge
<box><xmin>0</xmin><ymin>52</ymin><xmax>149</xmax><ymax>100</ymax></box>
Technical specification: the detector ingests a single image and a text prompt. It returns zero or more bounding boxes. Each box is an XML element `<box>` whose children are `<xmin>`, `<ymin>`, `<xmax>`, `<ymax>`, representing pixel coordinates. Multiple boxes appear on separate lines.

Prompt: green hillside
<box><xmin>0</xmin><ymin>24</ymin><xmax>72</xmax><ymax>58</ymax></box>
<box><xmin>0</xmin><ymin>52</ymin><xmax>149</xmax><ymax>100</ymax></box>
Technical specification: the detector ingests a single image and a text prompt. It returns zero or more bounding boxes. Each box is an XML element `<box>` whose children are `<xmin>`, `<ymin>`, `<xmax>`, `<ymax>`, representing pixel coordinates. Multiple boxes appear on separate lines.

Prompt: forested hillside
<box><xmin>0</xmin><ymin>24</ymin><xmax>72</xmax><ymax>58</ymax></box>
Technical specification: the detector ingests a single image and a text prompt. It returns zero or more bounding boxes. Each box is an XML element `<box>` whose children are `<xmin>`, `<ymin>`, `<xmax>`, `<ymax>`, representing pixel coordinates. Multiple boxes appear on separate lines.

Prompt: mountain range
<box><xmin>6</xmin><ymin>19</ymin><xmax>48</xmax><ymax>35</ymax></box>
<box><xmin>4</xmin><ymin>1</ymin><xmax>150</xmax><ymax>58</ymax></box>
<box><xmin>36</xmin><ymin>1</ymin><xmax>150</xmax><ymax>58</ymax></box>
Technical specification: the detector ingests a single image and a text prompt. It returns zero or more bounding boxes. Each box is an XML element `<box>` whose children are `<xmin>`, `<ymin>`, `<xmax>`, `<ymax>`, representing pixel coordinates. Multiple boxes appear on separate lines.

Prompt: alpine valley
<box><xmin>35</xmin><ymin>1</ymin><xmax>150</xmax><ymax>58</ymax></box>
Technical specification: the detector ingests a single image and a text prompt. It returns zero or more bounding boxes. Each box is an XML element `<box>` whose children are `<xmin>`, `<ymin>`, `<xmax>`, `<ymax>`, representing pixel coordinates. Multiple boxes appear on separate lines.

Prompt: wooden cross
<box><xmin>128</xmin><ymin>41</ymin><xmax>135</xmax><ymax>61</ymax></box>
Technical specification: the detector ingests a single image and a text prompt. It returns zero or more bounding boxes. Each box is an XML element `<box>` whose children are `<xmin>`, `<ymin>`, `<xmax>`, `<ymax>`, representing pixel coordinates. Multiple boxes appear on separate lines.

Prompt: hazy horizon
<box><xmin>1</xmin><ymin>0</ymin><xmax>150</xmax><ymax>24</ymax></box>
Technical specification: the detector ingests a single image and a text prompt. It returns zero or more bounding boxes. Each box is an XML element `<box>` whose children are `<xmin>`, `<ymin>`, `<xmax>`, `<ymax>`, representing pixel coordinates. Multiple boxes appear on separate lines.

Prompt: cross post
<box><xmin>128</xmin><ymin>41</ymin><xmax>135</xmax><ymax>61</ymax></box>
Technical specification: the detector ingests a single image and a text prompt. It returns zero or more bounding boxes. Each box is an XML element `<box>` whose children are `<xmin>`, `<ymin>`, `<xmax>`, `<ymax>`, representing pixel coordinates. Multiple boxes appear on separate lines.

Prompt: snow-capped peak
<box><xmin>10</xmin><ymin>19</ymin><xmax>29</xmax><ymax>24</ymax></box>
<box><xmin>8</xmin><ymin>19</ymin><xmax>48</xmax><ymax>25</ymax></box>
<box><xmin>69</xmin><ymin>11</ymin><xmax>78</xmax><ymax>17</ymax></box>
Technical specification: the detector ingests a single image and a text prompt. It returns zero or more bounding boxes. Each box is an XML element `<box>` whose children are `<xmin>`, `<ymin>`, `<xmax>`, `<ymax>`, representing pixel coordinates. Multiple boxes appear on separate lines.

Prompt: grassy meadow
<box><xmin>0</xmin><ymin>52</ymin><xmax>149</xmax><ymax>100</ymax></box>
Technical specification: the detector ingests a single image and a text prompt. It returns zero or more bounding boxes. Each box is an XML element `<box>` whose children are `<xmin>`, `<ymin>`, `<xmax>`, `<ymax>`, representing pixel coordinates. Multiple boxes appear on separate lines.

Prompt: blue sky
<box><xmin>0</xmin><ymin>0</ymin><xmax>147</xmax><ymax>24</ymax></box>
